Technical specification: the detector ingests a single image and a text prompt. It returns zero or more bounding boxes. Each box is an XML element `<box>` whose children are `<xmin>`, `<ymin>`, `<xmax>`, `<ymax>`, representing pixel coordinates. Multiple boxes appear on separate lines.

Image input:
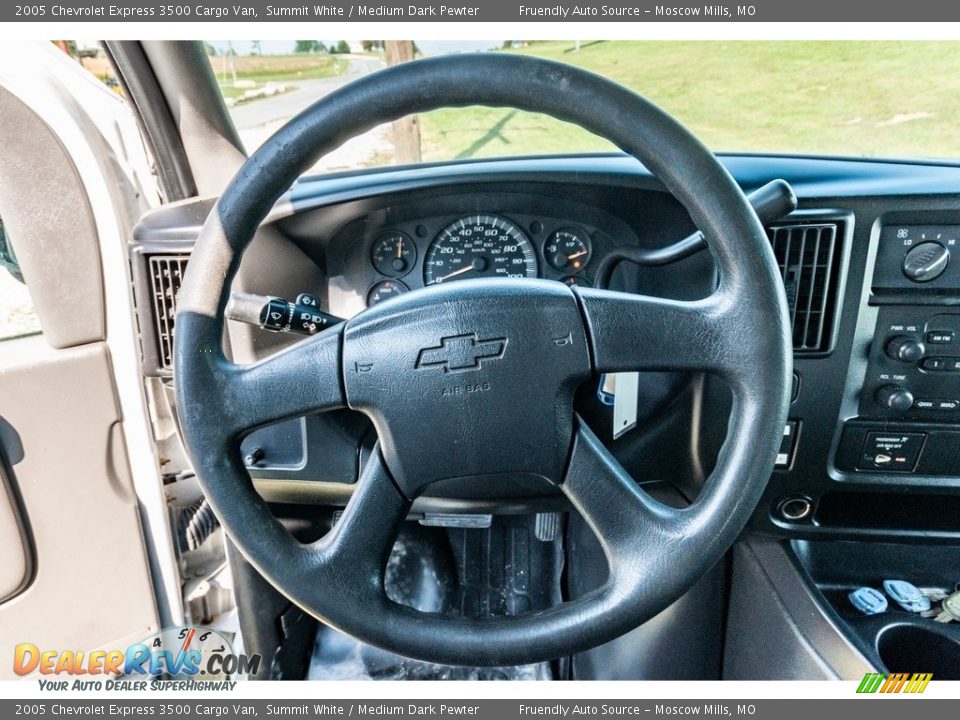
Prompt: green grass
<box><xmin>419</xmin><ymin>41</ymin><xmax>960</xmax><ymax>161</ymax></box>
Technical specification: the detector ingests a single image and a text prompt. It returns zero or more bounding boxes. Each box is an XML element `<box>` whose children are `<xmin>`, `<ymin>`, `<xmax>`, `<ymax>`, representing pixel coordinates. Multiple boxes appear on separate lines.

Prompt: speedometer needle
<box><xmin>431</xmin><ymin>266</ymin><xmax>475</xmax><ymax>284</ymax></box>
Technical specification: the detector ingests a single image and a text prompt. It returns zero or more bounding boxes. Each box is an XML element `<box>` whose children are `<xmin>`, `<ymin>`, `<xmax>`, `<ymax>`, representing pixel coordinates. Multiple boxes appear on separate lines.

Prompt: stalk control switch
<box><xmin>227</xmin><ymin>292</ymin><xmax>344</xmax><ymax>336</ymax></box>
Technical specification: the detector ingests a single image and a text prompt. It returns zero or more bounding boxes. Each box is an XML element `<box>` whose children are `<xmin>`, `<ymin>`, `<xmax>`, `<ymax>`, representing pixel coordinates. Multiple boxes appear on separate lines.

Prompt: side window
<box><xmin>0</xmin><ymin>216</ymin><xmax>41</xmax><ymax>341</ymax></box>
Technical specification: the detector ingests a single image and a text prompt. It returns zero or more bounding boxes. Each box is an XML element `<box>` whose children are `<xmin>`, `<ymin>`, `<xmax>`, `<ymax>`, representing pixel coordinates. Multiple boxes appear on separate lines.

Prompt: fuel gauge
<box><xmin>367</xmin><ymin>279</ymin><xmax>410</xmax><ymax>307</ymax></box>
<box><xmin>545</xmin><ymin>227</ymin><xmax>592</xmax><ymax>272</ymax></box>
<box><xmin>371</xmin><ymin>231</ymin><xmax>417</xmax><ymax>277</ymax></box>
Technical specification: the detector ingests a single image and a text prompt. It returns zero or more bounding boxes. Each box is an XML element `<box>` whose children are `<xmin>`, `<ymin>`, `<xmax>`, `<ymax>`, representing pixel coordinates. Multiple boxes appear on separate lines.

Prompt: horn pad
<box><xmin>342</xmin><ymin>279</ymin><xmax>592</xmax><ymax>497</ymax></box>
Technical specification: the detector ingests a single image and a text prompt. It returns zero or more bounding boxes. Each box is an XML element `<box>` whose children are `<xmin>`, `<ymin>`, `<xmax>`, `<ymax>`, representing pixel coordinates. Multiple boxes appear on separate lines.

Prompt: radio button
<box><xmin>926</xmin><ymin>331</ymin><xmax>954</xmax><ymax>345</ymax></box>
<box><xmin>914</xmin><ymin>399</ymin><xmax>958</xmax><ymax>411</ymax></box>
<box><xmin>875</xmin><ymin>384</ymin><xmax>914</xmax><ymax>411</ymax></box>
<box><xmin>921</xmin><ymin>357</ymin><xmax>960</xmax><ymax>372</ymax></box>
<box><xmin>885</xmin><ymin>335</ymin><xmax>925</xmax><ymax>363</ymax></box>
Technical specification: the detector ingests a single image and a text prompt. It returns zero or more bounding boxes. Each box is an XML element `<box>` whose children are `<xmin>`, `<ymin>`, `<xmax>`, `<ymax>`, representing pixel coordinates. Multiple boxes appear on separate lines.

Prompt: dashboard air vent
<box><xmin>767</xmin><ymin>222</ymin><xmax>841</xmax><ymax>353</ymax></box>
<box><xmin>146</xmin><ymin>254</ymin><xmax>188</xmax><ymax>371</ymax></box>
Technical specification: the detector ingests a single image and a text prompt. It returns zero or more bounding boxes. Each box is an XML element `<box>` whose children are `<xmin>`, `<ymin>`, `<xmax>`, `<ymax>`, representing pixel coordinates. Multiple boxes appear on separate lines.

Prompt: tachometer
<box><xmin>423</xmin><ymin>215</ymin><xmax>537</xmax><ymax>285</ymax></box>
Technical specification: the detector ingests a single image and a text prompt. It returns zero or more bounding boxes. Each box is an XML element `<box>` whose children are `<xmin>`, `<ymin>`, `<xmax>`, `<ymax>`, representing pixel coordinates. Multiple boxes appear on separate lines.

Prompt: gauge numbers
<box><xmin>423</xmin><ymin>215</ymin><xmax>537</xmax><ymax>285</ymax></box>
<box><xmin>371</xmin><ymin>231</ymin><xmax>416</xmax><ymax>278</ymax></box>
<box><xmin>545</xmin><ymin>227</ymin><xmax>592</xmax><ymax>272</ymax></box>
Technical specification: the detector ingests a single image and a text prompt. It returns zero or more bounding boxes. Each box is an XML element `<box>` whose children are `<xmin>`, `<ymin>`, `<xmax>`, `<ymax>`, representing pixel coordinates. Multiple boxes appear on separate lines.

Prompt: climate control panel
<box><xmin>860</xmin><ymin>309</ymin><xmax>960</xmax><ymax>421</ymax></box>
<box><xmin>873</xmin><ymin>224</ymin><xmax>958</xmax><ymax>294</ymax></box>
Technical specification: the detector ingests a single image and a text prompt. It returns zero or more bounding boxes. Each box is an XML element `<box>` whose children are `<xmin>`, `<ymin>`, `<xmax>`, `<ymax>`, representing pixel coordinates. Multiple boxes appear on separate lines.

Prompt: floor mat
<box><xmin>306</xmin><ymin>627</ymin><xmax>552</xmax><ymax>680</ymax></box>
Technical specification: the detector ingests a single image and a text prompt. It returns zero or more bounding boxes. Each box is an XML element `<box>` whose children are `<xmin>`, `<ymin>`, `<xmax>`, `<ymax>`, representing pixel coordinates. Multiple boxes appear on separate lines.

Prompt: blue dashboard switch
<box><xmin>883</xmin><ymin>580</ymin><xmax>932</xmax><ymax>613</ymax></box>
<box><xmin>849</xmin><ymin>587</ymin><xmax>888</xmax><ymax>615</ymax></box>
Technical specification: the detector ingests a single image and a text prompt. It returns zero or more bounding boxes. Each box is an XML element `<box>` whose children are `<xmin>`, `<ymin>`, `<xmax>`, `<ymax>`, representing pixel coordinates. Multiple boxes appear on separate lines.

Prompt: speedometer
<box><xmin>423</xmin><ymin>215</ymin><xmax>537</xmax><ymax>285</ymax></box>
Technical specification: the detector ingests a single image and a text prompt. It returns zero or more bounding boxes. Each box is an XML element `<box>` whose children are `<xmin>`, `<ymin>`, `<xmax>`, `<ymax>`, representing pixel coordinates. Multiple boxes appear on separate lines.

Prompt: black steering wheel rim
<box><xmin>174</xmin><ymin>54</ymin><xmax>792</xmax><ymax>667</ymax></box>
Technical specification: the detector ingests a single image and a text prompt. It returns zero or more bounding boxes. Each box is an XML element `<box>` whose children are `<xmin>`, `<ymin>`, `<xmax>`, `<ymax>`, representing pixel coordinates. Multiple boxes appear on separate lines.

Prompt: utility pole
<box><xmin>384</xmin><ymin>41</ymin><xmax>422</xmax><ymax>165</ymax></box>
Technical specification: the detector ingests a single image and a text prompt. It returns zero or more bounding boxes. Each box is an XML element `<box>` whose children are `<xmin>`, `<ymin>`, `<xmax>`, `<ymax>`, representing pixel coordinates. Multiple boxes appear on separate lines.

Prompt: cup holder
<box><xmin>877</xmin><ymin>624</ymin><xmax>960</xmax><ymax>680</ymax></box>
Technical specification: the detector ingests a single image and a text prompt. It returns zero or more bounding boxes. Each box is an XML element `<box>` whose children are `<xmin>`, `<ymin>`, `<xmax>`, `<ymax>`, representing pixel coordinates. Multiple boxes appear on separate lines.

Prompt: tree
<box><xmin>250</xmin><ymin>41</ymin><xmax>262</xmax><ymax>55</ymax></box>
<box><xmin>294</xmin><ymin>40</ymin><xmax>327</xmax><ymax>54</ymax></box>
<box><xmin>333</xmin><ymin>40</ymin><xmax>351</xmax><ymax>54</ymax></box>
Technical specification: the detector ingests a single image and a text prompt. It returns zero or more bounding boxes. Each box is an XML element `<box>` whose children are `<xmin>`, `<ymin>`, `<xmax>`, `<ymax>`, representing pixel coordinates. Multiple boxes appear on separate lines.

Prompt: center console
<box><xmin>759</xmin><ymin>205</ymin><xmax>960</xmax><ymax>544</ymax></box>
<box><xmin>739</xmin><ymin>207</ymin><xmax>960</xmax><ymax>679</ymax></box>
<box><xmin>836</xmin><ymin>222</ymin><xmax>960</xmax><ymax>478</ymax></box>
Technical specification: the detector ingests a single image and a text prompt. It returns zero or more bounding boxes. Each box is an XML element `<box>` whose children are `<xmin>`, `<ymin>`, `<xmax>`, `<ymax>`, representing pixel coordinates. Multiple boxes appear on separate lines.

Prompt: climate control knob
<box><xmin>876</xmin><ymin>384</ymin><xmax>914</xmax><ymax>412</ymax></box>
<box><xmin>903</xmin><ymin>242</ymin><xmax>949</xmax><ymax>282</ymax></box>
<box><xmin>885</xmin><ymin>335</ymin><xmax>925</xmax><ymax>363</ymax></box>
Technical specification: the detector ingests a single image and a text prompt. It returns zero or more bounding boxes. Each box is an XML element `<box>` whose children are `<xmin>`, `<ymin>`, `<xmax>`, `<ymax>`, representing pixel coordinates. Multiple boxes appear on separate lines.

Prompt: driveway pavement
<box><xmin>229</xmin><ymin>56</ymin><xmax>392</xmax><ymax>173</ymax></box>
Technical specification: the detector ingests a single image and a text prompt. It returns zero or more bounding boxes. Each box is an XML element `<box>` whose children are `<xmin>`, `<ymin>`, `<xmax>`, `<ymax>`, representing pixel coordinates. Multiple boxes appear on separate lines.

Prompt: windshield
<box><xmin>208</xmin><ymin>40</ymin><xmax>960</xmax><ymax>173</ymax></box>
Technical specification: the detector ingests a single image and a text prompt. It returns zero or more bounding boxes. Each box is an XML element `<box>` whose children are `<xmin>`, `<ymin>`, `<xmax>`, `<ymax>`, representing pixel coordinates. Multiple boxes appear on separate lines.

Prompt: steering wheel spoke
<box><xmin>562</xmin><ymin>419</ymin><xmax>682</xmax><ymax>582</ymax></box>
<box><xmin>219</xmin><ymin>325</ymin><xmax>345</xmax><ymax>437</ymax></box>
<box><xmin>307</xmin><ymin>449</ymin><xmax>410</xmax><ymax>594</ymax></box>
<box><xmin>575</xmin><ymin>286</ymin><xmax>748</xmax><ymax>380</ymax></box>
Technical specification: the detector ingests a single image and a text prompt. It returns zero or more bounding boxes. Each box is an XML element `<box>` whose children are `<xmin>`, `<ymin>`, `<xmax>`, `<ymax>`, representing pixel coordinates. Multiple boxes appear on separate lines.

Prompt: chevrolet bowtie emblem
<box><xmin>415</xmin><ymin>333</ymin><xmax>507</xmax><ymax>373</ymax></box>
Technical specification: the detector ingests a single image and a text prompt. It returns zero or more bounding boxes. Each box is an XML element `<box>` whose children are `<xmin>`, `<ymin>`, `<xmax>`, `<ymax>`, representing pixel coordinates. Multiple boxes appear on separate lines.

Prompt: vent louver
<box><xmin>147</xmin><ymin>254</ymin><xmax>188</xmax><ymax>371</ymax></box>
<box><xmin>767</xmin><ymin>222</ymin><xmax>841</xmax><ymax>353</ymax></box>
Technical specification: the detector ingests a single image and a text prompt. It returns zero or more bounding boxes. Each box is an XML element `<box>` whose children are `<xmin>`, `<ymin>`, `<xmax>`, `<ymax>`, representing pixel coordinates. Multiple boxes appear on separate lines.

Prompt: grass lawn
<box><xmin>213</xmin><ymin>54</ymin><xmax>348</xmax><ymax>99</ymax></box>
<box><xmin>418</xmin><ymin>41</ymin><xmax>960</xmax><ymax>161</ymax></box>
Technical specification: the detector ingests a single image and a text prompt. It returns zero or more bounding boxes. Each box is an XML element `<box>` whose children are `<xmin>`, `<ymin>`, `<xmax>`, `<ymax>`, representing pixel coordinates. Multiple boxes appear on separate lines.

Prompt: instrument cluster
<box><xmin>362</xmin><ymin>212</ymin><xmax>601</xmax><ymax>307</ymax></box>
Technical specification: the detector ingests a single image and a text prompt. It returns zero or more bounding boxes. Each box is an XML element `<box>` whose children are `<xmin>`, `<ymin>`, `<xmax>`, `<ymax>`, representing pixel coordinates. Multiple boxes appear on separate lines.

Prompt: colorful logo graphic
<box><xmin>13</xmin><ymin>626</ymin><xmax>260</xmax><ymax>679</ymax></box>
<box><xmin>857</xmin><ymin>672</ymin><xmax>933</xmax><ymax>694</ymax></box>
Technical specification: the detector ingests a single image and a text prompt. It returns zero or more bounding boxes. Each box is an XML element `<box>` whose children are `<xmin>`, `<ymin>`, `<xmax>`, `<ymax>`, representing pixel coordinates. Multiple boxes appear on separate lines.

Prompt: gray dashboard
<box><xmin>131</xmin><ymin>152</ymin><xmax>960</xmax><ymax>540</ymax></box>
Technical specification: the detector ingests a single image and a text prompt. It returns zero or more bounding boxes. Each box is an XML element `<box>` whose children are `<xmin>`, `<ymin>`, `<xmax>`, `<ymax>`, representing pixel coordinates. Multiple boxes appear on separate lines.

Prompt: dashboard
<box><xmin>289</xmin><ymin>187</ymin><xmax>668</xmax><ymax>320</ymax></box>
<box><xmin>131</xmin><ymin>153</ymin><xmax>960</xmax><ymax>545</ymax></box>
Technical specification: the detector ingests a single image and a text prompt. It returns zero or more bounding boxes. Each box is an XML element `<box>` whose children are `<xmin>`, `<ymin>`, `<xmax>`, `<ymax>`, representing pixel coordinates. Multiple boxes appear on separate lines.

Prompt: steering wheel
<box><xmin>175</xmin><ymin>54</ymin><xmax>791</xmax><ymax>667</ymax></box>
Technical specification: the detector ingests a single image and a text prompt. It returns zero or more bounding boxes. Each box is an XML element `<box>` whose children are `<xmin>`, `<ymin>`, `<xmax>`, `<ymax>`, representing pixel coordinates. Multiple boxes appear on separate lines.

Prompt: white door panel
<box><xmin>0</xmin><ymin>41</ymin><xmax>172</xmax><ymax>678</ymax></box>
<box><xmin>0</xmin><ymin>338</ymin><xmax>159</xmax><ymax>679</ymax></box>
